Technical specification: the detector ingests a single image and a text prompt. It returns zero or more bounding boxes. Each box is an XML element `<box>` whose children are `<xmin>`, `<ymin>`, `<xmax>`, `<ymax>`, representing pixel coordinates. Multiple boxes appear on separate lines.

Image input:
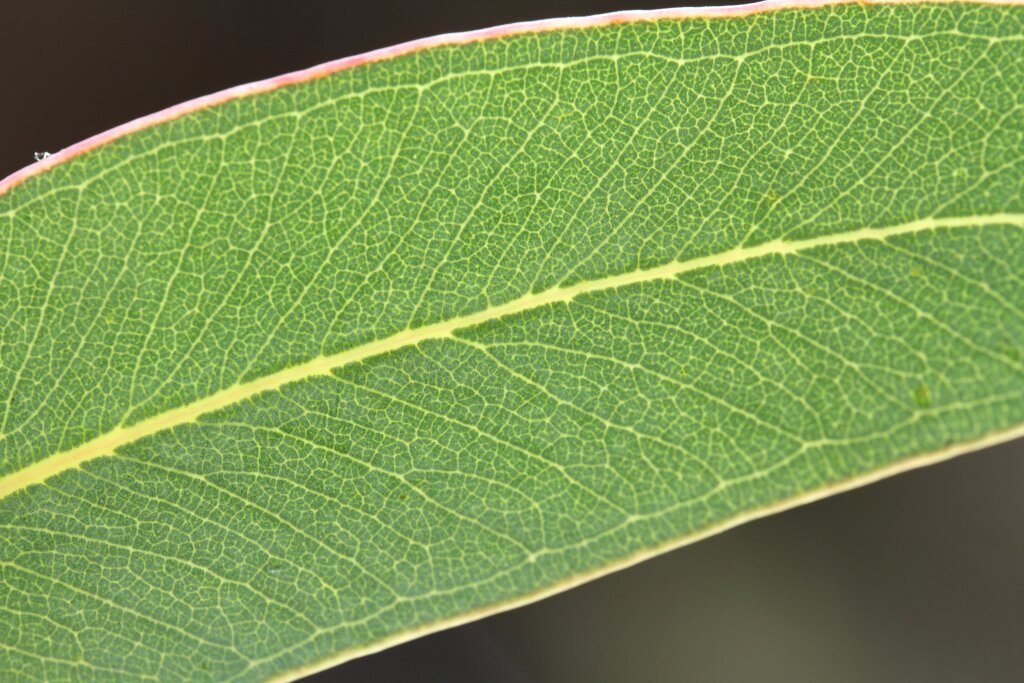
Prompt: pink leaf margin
<box><xmin>0</xmin><ymin>0</ymin><xmax>1018</xmax><ymax>197</ymax></box>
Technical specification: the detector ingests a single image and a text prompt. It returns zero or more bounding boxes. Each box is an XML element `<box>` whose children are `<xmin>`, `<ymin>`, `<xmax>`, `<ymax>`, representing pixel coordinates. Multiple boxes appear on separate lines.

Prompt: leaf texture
<box><xmin>1</xmin><ymin>2</ymin><xmax>1023</xmax><ymax>680</ymax></box>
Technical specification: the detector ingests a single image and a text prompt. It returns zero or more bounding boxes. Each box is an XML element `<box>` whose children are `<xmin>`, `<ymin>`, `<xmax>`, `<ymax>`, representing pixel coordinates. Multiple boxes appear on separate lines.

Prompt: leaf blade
<box><xmin>2</xmin><ymin>2</ymin><xmax>1023</xmax><ymax>681</ymax></box>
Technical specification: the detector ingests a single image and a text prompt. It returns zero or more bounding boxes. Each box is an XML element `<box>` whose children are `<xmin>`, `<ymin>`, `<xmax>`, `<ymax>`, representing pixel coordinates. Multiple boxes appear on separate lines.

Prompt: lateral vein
<box><xmin>1</xmin><ymin>212</ymin><xmax>1021</xmax><ymax>500</ymax></box>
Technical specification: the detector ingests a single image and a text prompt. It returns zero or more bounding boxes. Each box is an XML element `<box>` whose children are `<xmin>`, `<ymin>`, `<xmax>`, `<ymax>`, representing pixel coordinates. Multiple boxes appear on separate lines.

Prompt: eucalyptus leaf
<box><xmin>2</xmin><ymin>2</ymin><xmax>1023</xmax><ymax>681</ymax></box>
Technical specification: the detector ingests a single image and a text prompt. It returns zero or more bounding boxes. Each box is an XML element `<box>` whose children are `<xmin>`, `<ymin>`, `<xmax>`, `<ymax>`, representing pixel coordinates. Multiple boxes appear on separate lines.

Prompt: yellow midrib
<box><xmin>1</xmin><ymin>212</ymin><xmax>1022</xmax><ymax>499</ymax></box>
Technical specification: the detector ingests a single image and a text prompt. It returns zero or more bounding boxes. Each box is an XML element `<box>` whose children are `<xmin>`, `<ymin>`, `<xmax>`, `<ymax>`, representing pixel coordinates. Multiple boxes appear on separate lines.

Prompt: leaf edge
<box><xmin>265</xmin><ymin>424</ymin><xmax>1024</xmax><ymax>682</ymax></box>
<box><xmin>2</xmin><ymin>0</ymin><xmax>1016</xmax><ymax>197</ymax></box>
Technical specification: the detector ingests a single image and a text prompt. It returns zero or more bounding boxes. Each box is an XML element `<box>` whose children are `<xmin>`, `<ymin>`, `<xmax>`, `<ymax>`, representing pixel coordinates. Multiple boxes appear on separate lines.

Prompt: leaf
<box><xmin>1</xmin><ymin>1</ymin><xmax>1023</xmax><ymax>680</ymax></box>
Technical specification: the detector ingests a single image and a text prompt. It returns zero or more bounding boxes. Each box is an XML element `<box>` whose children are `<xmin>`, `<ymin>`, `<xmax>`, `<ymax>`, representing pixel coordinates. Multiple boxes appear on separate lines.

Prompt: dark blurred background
<box><xmin>3</xmin><ymin>2</ymin><xmax>1022</xmax><ymax>681</ymax></box>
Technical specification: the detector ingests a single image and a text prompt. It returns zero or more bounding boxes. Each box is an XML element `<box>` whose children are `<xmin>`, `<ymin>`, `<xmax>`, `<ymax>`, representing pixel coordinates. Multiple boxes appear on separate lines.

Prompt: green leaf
<box><xmin>2</xmin><ymin>1</ymin><xmax>1023</xmax><ymax>680</ymax></box>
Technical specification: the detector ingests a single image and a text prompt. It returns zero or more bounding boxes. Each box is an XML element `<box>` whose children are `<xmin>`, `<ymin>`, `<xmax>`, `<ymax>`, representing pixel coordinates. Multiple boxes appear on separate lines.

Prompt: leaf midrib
<box><xmin>2</xmin><ymin>211</ymin><xmax>1021</xmax><ymax>500</ymax></box>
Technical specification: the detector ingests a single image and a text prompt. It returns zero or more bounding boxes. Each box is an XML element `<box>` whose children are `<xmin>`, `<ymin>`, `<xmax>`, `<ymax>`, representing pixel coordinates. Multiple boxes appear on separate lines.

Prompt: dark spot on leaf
<box><xmin>998</xmin><ymin>343</ymin><xmax>1020</xmax><ymax>363</ymax></box>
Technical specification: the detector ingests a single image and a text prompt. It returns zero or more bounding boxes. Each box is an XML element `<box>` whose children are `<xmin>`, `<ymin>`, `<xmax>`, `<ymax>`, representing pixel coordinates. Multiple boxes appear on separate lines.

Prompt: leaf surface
<box><xmin>1</xmin><ymin>2</ymin><xmax>1023</xmax><ymax>680</ymax></box>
